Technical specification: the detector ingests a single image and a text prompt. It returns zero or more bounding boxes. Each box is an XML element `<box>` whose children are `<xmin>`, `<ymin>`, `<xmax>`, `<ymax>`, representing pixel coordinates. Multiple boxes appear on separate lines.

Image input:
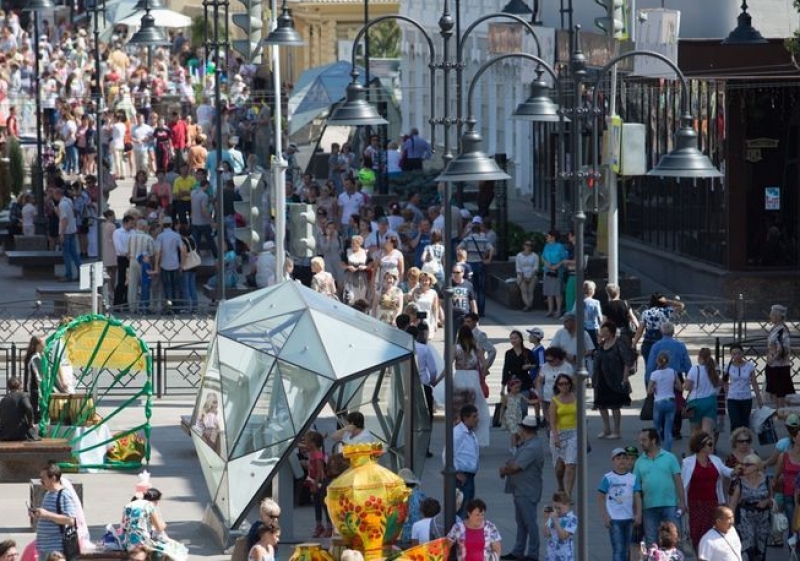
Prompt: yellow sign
<box><xmin>65</xmin><ymin>320</ymin><xmax>147</xmax><ymax>372</ymax></box>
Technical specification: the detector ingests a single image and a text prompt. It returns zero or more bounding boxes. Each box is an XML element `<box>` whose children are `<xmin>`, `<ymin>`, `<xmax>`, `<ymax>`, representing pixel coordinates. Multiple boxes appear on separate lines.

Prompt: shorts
<box><xmin>687</xmin><ymin>394</ymin><xmax>717</xmax><ymax>424</ymax></box>
<box><xmin>550</xmin><ymin>427</ymin><xmax>577</xmax><ymax>466</ymax></box>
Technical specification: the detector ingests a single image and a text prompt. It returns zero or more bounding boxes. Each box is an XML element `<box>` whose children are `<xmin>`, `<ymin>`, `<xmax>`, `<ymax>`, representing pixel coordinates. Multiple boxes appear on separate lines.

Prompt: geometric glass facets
<box><xmin>191</xmin><ymin>282</ymin><xmax>430</xmax><ymax>528</ymax></box>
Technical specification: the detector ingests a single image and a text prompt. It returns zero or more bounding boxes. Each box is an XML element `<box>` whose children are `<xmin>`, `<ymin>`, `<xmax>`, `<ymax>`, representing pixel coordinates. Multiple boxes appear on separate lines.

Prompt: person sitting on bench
<box><xmin>0</xmin><ymin>377</ymin><xmax>40</xmax><ymax>441</ymax></box>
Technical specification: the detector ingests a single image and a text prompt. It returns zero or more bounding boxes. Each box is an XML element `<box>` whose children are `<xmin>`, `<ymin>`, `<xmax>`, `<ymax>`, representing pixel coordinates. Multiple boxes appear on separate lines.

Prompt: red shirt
<box><xmin>688</xmin><ymin>460</ymin><xmax>718</xmax><ymax>502</ymax></box>
<box><xmin>170</xmin><ymin>119</ymin><xmax>187</xmax><ymax>149</ymax></box>
<box><xmin>464</xmin><ymin>527</ymin><xmax>485</xmax><ymax>561</ymax></box>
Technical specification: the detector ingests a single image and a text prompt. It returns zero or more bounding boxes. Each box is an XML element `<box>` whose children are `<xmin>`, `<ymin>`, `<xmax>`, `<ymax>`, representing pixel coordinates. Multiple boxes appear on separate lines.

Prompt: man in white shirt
<box><xmin>337</xmin><ymin>177</ymin><xmax>365</xmax><ymax>229</ymax></box>
<box><xmin>365</xmin><ymin>217</ymin><xmax>398</xmax><ymax>259</ymax></box>
<box><xmin>130</xmin><ymin>113</ymin><xmax>154</xmax><ymax>173</ymax></box>
<box><xmin>445</xmin><ymin>404</ymin><xmax>480</xmax><ymax>518</ymax></box>
<box><xmin>550</xmin><ymin>311</ymin><xmax>595</xmax><ymax>368</ymax></box>
<box><xmin>408</xmin><ymin>324</ymin><xmax>439</xmax><ymax>458</ymax></box>
<box><xmin>331</xmin><ymin>411</ymin><xmax>376</xmax><ymax>445</ymax></box>
<box><xmin>697</xmin><ymin>506</ymin><xmax>742</xmax><ymax>561</ymax></box>
<box><xmin>155</xmin><ymin>217</ymin><xmax>183</xmax><ymax>307</ymax></box>
<box><xmin>112</xmin><ymin>214</ymin><xmax>135</xmax><ymax>305</ymax></box>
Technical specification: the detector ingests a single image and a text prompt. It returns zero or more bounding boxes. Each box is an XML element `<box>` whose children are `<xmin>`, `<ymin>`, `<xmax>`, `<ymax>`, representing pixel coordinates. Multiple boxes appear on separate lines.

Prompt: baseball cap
<box><xmin>162</xmin><ymin>216</ymin><xmax>173</xmax><ymax>225</ymax></box>
<box><xmin>562</xmin><ymin>311</ymin><xmax>576</xmax><ymax>320</ymax></box>
<box><xmin>625</xmin><ymin>445</ymin><xmax>639</xmax><ymax>458</ymax></box>
<box><xmin>611</xmin><ymin>448</ymin><xmax>627</xmax><ymax>460</ymax></box>
<box><xmin>786</xmin><ymin>413</ymin><xmax>800</xmax><ymax>427</ymax></box>
<box><xmin>471</xmin><ymin>216</ymin><xmax>483</xmax><ymax>224</ymax></box>
<box><xmin>527</xmin><ymin>326</ymin><xmax>545</xmax><ymax>339</ymax></box>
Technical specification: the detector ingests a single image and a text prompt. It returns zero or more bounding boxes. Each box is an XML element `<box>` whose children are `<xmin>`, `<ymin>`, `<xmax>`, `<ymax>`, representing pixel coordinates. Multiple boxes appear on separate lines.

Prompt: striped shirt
<box><xmin>37</xmin><ymin>488</ymin><xmax>77</xmax><ymax>556</ymax></box>
<box><xmin>128</xmin><ymin>230</ymin><xmax>155</xmax><ymax>261</ymax></box>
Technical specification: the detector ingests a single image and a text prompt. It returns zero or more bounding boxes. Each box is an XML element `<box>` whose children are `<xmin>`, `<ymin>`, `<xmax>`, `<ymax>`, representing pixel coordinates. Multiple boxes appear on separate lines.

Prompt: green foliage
<box><xmin>786</xmin><ymin>1</ymin><xmax>800</xmax><ymax>58</ymax></box>
<box><xmin>368</xmin><ymin>20</ymin><xmax>401</xmax><ymax>59</ymax></box>
<box><xmin>388</xmin><ymin>169</ymin><xmax>441</xmax><ymax>208</ymax></box>
<box><xmin>0</xmin><ymin>157</ymin><xmax>10</xmax><ymax>209</ymax></box>
<box><xmin>506</xmin><ymin>223</ymin><xmax>546</xmax><ymax>256</ymax></box>
<box><xmin>8</xmin><ymin>137</ymin><xmax>24</xmax><ymax>194</ymax></box>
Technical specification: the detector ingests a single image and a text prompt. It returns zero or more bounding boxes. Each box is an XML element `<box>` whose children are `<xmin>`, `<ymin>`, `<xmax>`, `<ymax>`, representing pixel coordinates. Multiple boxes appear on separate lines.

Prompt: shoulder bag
<box><xmin>682</xmin><ymin>366</ymin><xmax>700</xmax><ymax>420</ymax></box>
<box><xmin>181</xmin><ymin>237</ymin><xmax>201</xmax><ymax>271</ymax></box>
<box><xmin>56</xmin><ymin>489</ymin><xmax>81</xmax><ymax>561</ymax></box>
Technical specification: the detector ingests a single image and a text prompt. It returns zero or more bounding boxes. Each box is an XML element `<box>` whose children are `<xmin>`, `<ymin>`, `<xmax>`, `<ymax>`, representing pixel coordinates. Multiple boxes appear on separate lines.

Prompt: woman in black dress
<box><xmin>153</xmin><ymin>117</ymin><xmax>172</xmax><ymax>173</ymax></box>
<box><xmin>594</xmin><ymin>320</ymin><xmax>636</xmax><ymax>439</ymax></box>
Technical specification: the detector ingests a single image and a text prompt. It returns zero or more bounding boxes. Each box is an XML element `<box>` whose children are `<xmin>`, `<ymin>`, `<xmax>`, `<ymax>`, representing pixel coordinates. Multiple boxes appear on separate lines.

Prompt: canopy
<box><xmin>288</xmin><ymin>61</ymin><xmax>365</xmax><ymax>135</ymax></box>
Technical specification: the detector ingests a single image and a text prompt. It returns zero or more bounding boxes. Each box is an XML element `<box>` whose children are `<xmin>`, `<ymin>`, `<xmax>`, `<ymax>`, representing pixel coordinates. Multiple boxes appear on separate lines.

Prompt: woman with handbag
<box><xmin>594</xmin><ymin>321</ymin><xmax>635</xmax><ymax>440</ymax></box>
<box><xmin>178</xmin><ymin>224</ymin><xmax>199</xmax><ymax>312</ymax></box>
<box><xmin>680</xmin><ymin>431</ymin><xmax>736</xmax><ymax>553</ymax></box>
<box><xmin>648</xmin><ymin>351</ymin><xmax>682</xmax><ymax>452</ymax></box>
<box><xmin>728</xmin><ymin>453</ymin><xmax>772</xmax><ymax>561</ymax></box>
<box><xmin>766</xmin><ymin>304</ymin><xmax>793</xmax><ymax>409</ymax></box>
<box><xmin>724</xmin><ymin>343</ymin><xmax>763</xmax><ymax>433</ymax></box>
<box><xmin>683</xmin><ymin>348</ymin><xmax>720</xmax><ymax>440</ymax></box>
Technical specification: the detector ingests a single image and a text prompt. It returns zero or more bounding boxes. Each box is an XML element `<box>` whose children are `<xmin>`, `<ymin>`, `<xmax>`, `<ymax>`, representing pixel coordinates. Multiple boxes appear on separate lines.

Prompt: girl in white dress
<box><xmin>411</xmin><ymin>272</ymin><xmax>442</xmax><ymax>338</ymax></box>
<box><xmin>249</xmin><ymin>522</ymin><xmax>280</xmax><ymax>561</ymax></box>
<box><xmin>451</xmin><ymin>325</ymin><xmax>491</xmax><ymax>446</ymax></box>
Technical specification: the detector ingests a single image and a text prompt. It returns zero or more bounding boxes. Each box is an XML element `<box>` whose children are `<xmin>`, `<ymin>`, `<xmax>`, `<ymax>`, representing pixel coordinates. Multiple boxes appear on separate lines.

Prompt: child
<box><xmin>455</xmin><ymin>248</ymin><xmax>473</xmax><ymax>280</ymax></box>
<box><xmin>648</xmin><ymin>351</ymin><xmax>680</xmax><ymax>453</ymax></box>
<box><xmin>525</xmin><ymin>326</ymin><xmax>546</xmax><ymax>424</ymax></box>
<box><xmin>303</xmin><ymin>430</ymin><xmax>333</xmax><ymax>538</ymax></box>
<box><xmin>249</xmin><ymin>521</ymin><xmax>281</xmax><ymax>561</ymax></box>
<box><xmin>502</xmin><ymin>377</ymin><xmax>528</xmax><ymax>452</ymax></box>
<box><xmin>411</xmin><ymin>497</ymin><xmax>442</xmax><ymax>544</ymax></box>
<box><xmin>137</xmin><ymin>252</ymin><xmax>155</xmax><ymax>312</ymax></box>
<box><xmin>543</xmin><ymin>491</ymin><xmax>577</xmax><ymax>561</ymax></box>
<box><xmin>598</xmin><ymin>448</ymin><xmax>641</xmax><ymax>561</ymax></box>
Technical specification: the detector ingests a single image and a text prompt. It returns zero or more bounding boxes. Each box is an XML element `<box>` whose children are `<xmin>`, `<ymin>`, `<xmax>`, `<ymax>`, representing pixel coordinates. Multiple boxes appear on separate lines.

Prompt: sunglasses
<box><xmin>736</xmin><ymin>439</ymin><xmax>751</xmax><ymax>444</ymax></box>
<box><xmin>557</xmin><ymin>381</ymin><xmax>571</xmax><ymax>387</ymax></box>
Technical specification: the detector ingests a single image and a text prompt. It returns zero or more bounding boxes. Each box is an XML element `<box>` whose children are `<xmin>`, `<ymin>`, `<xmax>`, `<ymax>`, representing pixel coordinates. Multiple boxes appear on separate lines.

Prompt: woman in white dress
<box><xmin>372</xmin><ymin>270</ymin><xmax>404</xmax><ymax>325</ymax></box>
<box><xmin>451</xmin><ymin>324</ymin><xmax>491</xmax><ymax>446</ymax></box>
<box><xmin>411</xmin><ymin>272</ymin><xmax>442</xmax><ymax>338</ymax></box>
<box><xmin>310</xmin><ymin>257</ymin><xmax>338</xmax><ymax>299</ymax></box>
<box><xmin>318</xmin><ymin>221</ymin><xmax>344</xmax><ymax>291</ymax></box>
<box><xmin>515</xmin><ymin>239</ymin><xmax>539</xmax><ymax>311</ymax></box>
<box><xmin>341</xmin><ymin>235</ymin><xmax>369</xmax><ymax>304</ymax></box>
<box><xmin>376</xmin><ymin>235</ymin><xmax>405</xmax><ymax>290</ymax></box>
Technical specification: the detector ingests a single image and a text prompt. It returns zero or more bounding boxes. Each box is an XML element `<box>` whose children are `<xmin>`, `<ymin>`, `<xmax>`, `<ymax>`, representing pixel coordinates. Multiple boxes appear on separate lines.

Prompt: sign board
<box><xmin>80</xmin><ymin>262</ymin><xmax>104</xmax><ymax>290</ymax></box>
<box><xmin>765</xmin><ymin>187</ymin><xmax>780</xmax><ymax>210</ymax></box>
<box><xmin>633</xmin><ymin>9</ymin><xmax>681</xmax><ymax>79</ymax></box>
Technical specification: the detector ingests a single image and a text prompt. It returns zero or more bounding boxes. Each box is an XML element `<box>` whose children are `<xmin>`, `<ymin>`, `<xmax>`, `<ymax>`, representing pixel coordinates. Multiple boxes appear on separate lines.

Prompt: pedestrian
<box><xmin>399</xmin><ymin>468</ymin><xmax>425</xmax><ymax>545</ymax></box>
<box><xmin>542</xmin><ymin>491</ymin><xmax>577</xmax><ymax>561</ymax></box>
<box><xmin>515</xmin><ymin>239</ymin><xmax>539</xmax><ymax>311</ymax></box>
<box><xmin>642</xmin><ymin>521</ymin><xmax>684</xmax><ymax>560</ymax></box>
<box><xmin>450</xmin><ymin>326</ymin><xmax>490</xmax><ymax>446</ymax></box>
<box><xmin>648</xmin><ymin>351</ymin><xmax>682</xmax><ymax>452</ymax></box>
<box><xmin>598</xmin><ymin>448</ymin><xmax>642</xmax><ymax>561</ymax></box>
<box><xmin>549</xmin><ymin>312</ymin><xmax>595</xmax><ymax>371</ymax></box>
<box><xmin>594</xmin><ymin>321</ymin><xmax>635</xmax><ymax>440</ymax></box>
<box><xmin>450</xmin><ymin>264</ymin><xmax>477</xmax><ymax>331</ymax></box>
<box><xmin>127</xmin><ymin>218</ymin><xmax>155</xmax><ymax>314</ymax></box>
<box><xmin>727</xmin><ymin>453</ymin><xmax>771</xmax><ymax>561</ymax></box>
<box><xmin>246</xmin><ymin>498</ymin><xmax>281</xmax><ymax>549</ymax></box>
<box><xmin>0</xmin><ymin>377</ymin><xmax>38</xmax><ymax>441</ymax></box>
<box><xmin>502</xmin><ymin>377</ymin><xmax>535</xmax><ymax>452</ymax></box>
<box><xmin>602</xmin><ymin>283</ymin><xmax>639</xmax><ymax>349</ymax></box>
<box><xmin>723</xmin><ymin>343</ymin><xmax>762</xmax><ymax>433</ymax></box>
<box><xmin>0</xmin><ymin>541</ymin><xmax>18</xmax><ymax>561</ymax></box>
<box><xmin>681</xmin><ymin>431</ymin><xmax>735</xmax><ymax>552</ymax></box>
<box><xmin>31</xmin><ymin>463</ymin><xmax>78</xmax><ymax>559</ymax></box>
<box><xmin>683</xmin><ymin>348</ymin><xmax>720</xmax><ymax>440</ymax></box>
<box><xmin>535</xmin><ymin>347</ymin><xmax>573</xmax><ymax>429</ymax></box>
<box><xmin>303</xmin><ymin>430</ymin><xmax>333</xmax><ymax>538</ymax></box>
<box><xmin>154</xmin><ymin>217</ymin><xmax>182</xmax><ymax>308</ymax></box>
<box><xmin>458</xmin><ymin>218</ymin><xmax>494</xmax><ymax>317</ymax></box>
<box><xmin>446</xmin><ymin>498</ymin><xmax>502</xmax><ymax>561</ymax></box>
<box><xmin>540</xmin><ymin>230</ymin><xmax>566</xmax><ymax>318</ymax></box>
<box><xmin>525</xmin><ymin>327</ymin><xmax>546</xmax><ymax>425</ymax></box>
<box><xmin>446</xmin><ymin>404</ymin><xmax>480</xmax><ymax>519</ymax></box>
<box><xmin>549</xmin><ymin>374</ymin><xmax>578</xmax><ymax>495</ymax></box>
<box><xmin>499</xmin><ymin>415</ymin><xmax>545</xmax><ymax>561</ymax></box>
<box><xmin>696</xmin><ymin>506</ymin><xmax>741</xmax><ymax>561</ymax></box>
<box><xmin>765</xmin><ymin>304</ymin><xmax>792</xmax><ymax>409</ymax></box>
<box><xmin>634</xmin><ymin>428</ymin><xmax>687</xmax><ymax>547</ymax></box>
<box><xmin>411</xmin><ymin>498</ymin><xmax>443</xmax><ymax>544</ymax></box>
<box><xmin>646</xmin><ymin>322</ymin><xmax>692</xmax><ymax>441</ymax></box>
<box><xmin>634</xmin><ymin>293</ymin><xmax>685</xmax><ymax>375</ymax></box>
<box><xmin>53</xmin><ymin>187</ymin><xmax>81</xmax><ymax>282</ymax></box>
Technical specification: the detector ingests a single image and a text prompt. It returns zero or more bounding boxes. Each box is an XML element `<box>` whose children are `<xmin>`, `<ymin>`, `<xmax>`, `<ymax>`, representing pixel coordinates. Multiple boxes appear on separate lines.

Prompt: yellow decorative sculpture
<box><xmin>390</xmin><ymin>538</ymin><xmax>451</xmax><ymax>561</ymax></box>
<box><xmin>289</xmin><ymin>543</ymin><xmax>336</xmax><ymax>561</ymax></box>
<box><xmin>325</xmin><ymin>442</ymin><xmax>411</xmax><ymax>560</ymax></box>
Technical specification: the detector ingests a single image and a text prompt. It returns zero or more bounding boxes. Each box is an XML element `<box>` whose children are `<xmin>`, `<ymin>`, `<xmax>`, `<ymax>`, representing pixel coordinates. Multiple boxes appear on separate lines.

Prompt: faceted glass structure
<box><xmin>190</xmin><ymin>282</ymin><xmax>430</xmax><ymax>528</ymax></box>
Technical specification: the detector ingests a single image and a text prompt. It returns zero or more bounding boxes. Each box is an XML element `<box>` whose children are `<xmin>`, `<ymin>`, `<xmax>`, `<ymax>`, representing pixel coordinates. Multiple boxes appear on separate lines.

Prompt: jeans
<box><xmin>727</xmin><ymin>398</ymin><xmax>753</xmax><ymax>433</ymax></box>
<box><xmin>456</xmin><ymin>473</ymin><xmax>475</xmax><ymax>519</ymax></box>
<box><xmin>608</xmin><ymin>519</ymin><xmax>633</xmax><ymax>561</ymax></box>
<box><xmin>511</xmin><ymin>495</ymin><xmax>540</xmax><ymax>559</ymax></box>
<box><xmin>65</xmin><ymin>144</ymin><xmax>79</xmax><ymax>174</ymax></box>
<box><xmin>654</xmin><ymin>398</ymin><xmax>677</xmax><ymax>452</ymax></box>
<box><xmin>469</xmin><ymin>261</ymin><xmax>486</xmax><ymax>316</ymax></box>
<box><xmin>61</xmin><ymin>233</ymin><xmax>81</xmax><ymax>280</ymax></box>
<box><xmin>161</xmin><ymin>269</ymin><xmax>181</xmax><ymax>305</ymax></box>
<box><xmin>192</xmin><ymin>224</ymin><xmax>218</xmax><ymax>258</ymax></box>
<box><xmin>642</xmin><ymin>506</ymin><xmax>679</xmax><ymax>546</ymax></box>
<box><xmin>181</xmin><ymin>270</ymin><xmax>198</xmax><ymax>310</ymax></box>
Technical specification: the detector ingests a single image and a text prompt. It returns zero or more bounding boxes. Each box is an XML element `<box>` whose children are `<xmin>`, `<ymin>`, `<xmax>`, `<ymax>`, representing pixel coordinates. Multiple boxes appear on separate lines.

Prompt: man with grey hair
<box><xmin>646</xmin><ymin>321</ymin><xmax>692</xmax><ymax>440</ymax></box>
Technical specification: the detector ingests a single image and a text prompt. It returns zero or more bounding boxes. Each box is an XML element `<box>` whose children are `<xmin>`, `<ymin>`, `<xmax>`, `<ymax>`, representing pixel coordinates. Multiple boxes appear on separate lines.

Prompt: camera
<box><xmin>417</xmin><ymin>311</ymin><xmax>428</xmax><ymax>320</ymax></box>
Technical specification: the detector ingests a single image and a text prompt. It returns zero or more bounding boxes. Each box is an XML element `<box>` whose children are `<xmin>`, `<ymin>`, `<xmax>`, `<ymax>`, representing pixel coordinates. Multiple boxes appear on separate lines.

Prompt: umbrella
<box><xmin>116</xmin><ymin>8</ymin><xmax>191</xmax><ymax>28</ymax></box>
<box><xmin>288</xmin><ymin>61</ymin><xmax>365</xmax><ymax>136</ymax></box>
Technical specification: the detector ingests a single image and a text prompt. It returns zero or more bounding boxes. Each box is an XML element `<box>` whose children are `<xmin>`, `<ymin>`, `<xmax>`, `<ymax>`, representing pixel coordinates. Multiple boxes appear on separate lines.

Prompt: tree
<box><xmin>368</xmin><ymin>20</ymin><xmax>400</xmax><ymax>59</ymax></box>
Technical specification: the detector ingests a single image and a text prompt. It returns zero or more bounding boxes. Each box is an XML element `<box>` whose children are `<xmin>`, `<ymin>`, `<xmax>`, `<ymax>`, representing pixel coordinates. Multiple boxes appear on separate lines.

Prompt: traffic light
<box><xmin>288</xmin><ymin>203</ymin><xmax>316</xmax><ymax>258</ymax></box>
<box><xmin>234</xmin><ymin>172</ymin><xmax>265</xmax><ymax>247</ymax></box>
<box><xmin>580</xmin><ymin>166</ymin><xmax>610</xmax><ymax>213</ymax></box>
<box><xmin>231</xmin><ymin>0</ymin><xmax>263</xmax><ymax>63</ymax></box>
<box><xmin>594</xmin><ymin>0</ymin><xmax>628</xmax><ymax>40</ymax></box>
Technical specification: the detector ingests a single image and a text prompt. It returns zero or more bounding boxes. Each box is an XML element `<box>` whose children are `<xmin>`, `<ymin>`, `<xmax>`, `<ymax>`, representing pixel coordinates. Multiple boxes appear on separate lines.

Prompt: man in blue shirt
<box><xmin>446</xmin><ymin>404</ymin><xmax>480</xmax><ymax>518</ymax></box>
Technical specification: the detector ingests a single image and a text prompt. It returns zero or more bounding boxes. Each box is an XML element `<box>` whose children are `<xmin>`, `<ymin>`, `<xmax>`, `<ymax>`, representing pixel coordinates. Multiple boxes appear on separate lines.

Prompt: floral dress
<box><xmin>734</xmin><ymin>477</ymin><xmax>770</xmax><ymax>560</ymax></box>
<box><xmin>545</xmin><ymin>510</ymin><xmax>578</xmax><ymax>561</ymax></box>
<box><xmin>120</xmin><ymin>499</ymin><xmax>188</xmax><ymax>561</ymax></box>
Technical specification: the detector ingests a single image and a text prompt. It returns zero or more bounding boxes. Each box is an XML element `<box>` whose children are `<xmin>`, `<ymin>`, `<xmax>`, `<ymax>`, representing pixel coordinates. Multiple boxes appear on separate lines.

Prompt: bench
<box><xmin>5</xmin><ymin>250</ymin><xmax>64</xmax><ymax>277</ymax></box>
<box><xmin>0</xmin><ymin>438</ymin><xmax>73</xmax><ymax>482</ymax></box>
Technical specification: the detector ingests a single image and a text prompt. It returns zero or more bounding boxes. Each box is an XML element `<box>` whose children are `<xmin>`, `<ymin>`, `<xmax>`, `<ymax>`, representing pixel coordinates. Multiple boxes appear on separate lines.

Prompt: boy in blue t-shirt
<box><xmin>598</xmin><ymin>448</ymin><xmax>642</xmax><ymax>561</ymax></box>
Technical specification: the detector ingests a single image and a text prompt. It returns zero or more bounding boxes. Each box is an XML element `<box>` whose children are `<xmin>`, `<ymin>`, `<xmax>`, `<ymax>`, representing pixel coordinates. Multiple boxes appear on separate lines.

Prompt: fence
<box><xmin>0</xmin><ymin>299</ymin><xmax>214</xmax><ymax>396</ymax></box>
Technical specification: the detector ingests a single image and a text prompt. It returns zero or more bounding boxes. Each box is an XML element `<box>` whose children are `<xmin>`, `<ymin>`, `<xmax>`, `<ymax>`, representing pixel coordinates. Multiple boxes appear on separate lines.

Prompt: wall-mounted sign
<box><xmin>765</xmin><ymin>187</ymin><xmax>780</xmax><ymax>210</ymax></box>
<box><xmin>746</xmin><ymin>138</ymin><xmax>779</xmax><ymax>163</ymax></box>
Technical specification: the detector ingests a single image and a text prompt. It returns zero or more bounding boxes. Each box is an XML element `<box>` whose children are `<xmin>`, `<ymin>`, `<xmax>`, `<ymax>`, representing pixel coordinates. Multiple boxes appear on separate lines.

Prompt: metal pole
<box><xmin>271</xmin><ymin>0</ymin><xmax>286</xmax><ymax>279</ymax></box>
<box><xmin>94</xmin><ymin>3</ymin><xmax>105</xmax><ymax>272</ymax></box>
<box><xmin>606</xmin><ymin>40</ymin><xmax>619</xmax><ymax>284</ymax></box>
<box><xmin>214</xmin><ymin>0</ymin><xmax>226</xmax><ymax>302</ymax></box>
<box><xmin>33</xmin><ymin>11</ymin><xmax>45</xmax><ymax>236</ymax></box>
<box><xmin>569</xmin><ymin>26</ymin><xmax>590</xmax><ymax>561</ymax></box>
<box><xmin>363</xmin><ymin>0</ymin><xmax>370</xmax><ymax>142</ymax></box>
<box><xmin>439</xmin><ymin>0</ymin><xmax>456</xmax><ymax>533</ymax></box>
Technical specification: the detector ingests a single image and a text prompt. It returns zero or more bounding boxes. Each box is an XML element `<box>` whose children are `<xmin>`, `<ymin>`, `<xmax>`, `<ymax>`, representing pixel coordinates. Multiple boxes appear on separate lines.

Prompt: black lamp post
<box><xmin>24</xmin><ymin>0</ymin><xmax>54</xmax><ymax>237</ymax></box>
<box><xmin>722</xmin><ymin>1</ymin><xmax>768</xmax><ymax>45</ymax></box>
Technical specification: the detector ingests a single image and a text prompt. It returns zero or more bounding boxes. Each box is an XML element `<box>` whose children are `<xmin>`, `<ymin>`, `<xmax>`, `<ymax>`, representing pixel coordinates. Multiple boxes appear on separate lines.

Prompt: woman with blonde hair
<box><xmin>728</xmin><ymin>453</ymin><xmax>771</xmax><ymax>560</ymax></box>
<box><xmin>410</xmin><ymin>271</ymin><xmax>442</xmax><ymax>338</ymax></box>
<box><xmin>372</xmin><ymin>270</ymin><xmax>403</xmax><ymax>325</ymax></box>
<box><xmin>724</xmin><ymin>426</ymin><xmax>757</xmax><ymax>471</ymax></box>
<box><xmin>311</xmin><ymin>256</ymin><xmax>337</xmax><ymax>299</ymax></box>
<box><xmin>341</xmin><ymin>235</ymin><xmax>369</xmax><ymax>304</ymax></box>
<box><xmin>683</xmin><ymin>347</ymin><xmax>720</xmax><ymax>439</ymax></box>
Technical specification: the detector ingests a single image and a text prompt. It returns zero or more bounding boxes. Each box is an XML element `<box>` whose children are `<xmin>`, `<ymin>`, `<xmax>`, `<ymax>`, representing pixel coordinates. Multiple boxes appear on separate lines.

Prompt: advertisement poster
<box><xmin>765</xmin><ymin>187</ymin><xmax>780</xmax><ymax>210</ymax></box>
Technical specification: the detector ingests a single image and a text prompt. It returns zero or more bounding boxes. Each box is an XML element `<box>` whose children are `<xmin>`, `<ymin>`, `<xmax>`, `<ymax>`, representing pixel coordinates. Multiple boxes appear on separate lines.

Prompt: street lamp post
<box><xmin>263</xmin><ymin>0</ymin><xmax>304</xmax><ymax>281</ymax></box>
<box><xmin>24</xmin><ymin>0</ymin><xmax>55</xmax><ymax>237</ymax></box>
<box><xmin>328</xmin><ymin>3</ymin><xmax>542</xmax><ymax>530</ymax></box>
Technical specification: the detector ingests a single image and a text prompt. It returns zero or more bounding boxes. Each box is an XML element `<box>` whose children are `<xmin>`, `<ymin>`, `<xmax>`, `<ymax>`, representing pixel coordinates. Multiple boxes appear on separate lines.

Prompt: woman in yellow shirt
<box><xmin>549</xmin><ymin>373</ymin><xmax>578</xmax><ymax>496</ymax></box>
